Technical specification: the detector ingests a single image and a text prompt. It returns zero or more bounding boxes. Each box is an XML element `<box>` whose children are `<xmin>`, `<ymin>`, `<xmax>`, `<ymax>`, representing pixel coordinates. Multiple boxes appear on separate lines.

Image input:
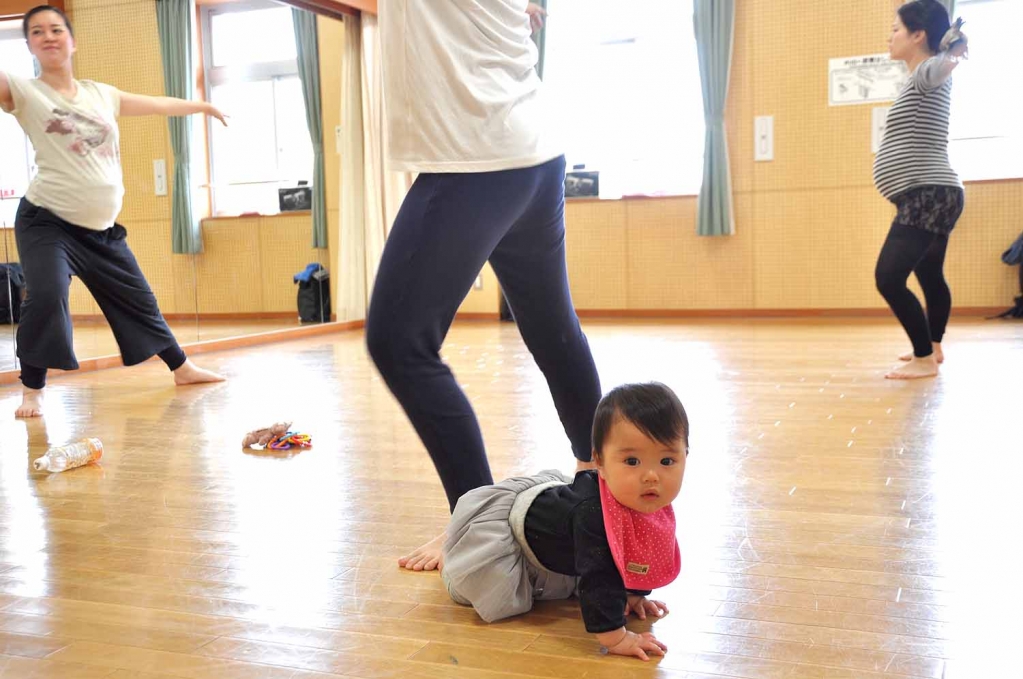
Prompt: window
<box><xmin>200</xmin><ymin>1</ymin><xmax>313</xmax><ymax>216</ymax></box>
<box><xmin>948</xmin><ymin>0</ymin><xmax>1023</xmax><ymax>182</ymax></box>
<box><xmin>0</xmin><ymin>20</ymin><xmax>37</xmax><ymax>228</ymax></box>
<box><xmin>542</xmin><ymin>0</ymin><xmax>704</xmax><ymax>198</ymax></box>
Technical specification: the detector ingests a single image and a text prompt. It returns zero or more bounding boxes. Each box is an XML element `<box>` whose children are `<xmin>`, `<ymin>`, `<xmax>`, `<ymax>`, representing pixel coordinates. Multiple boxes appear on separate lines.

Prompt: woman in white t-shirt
<box><xmin>367</xmin><ymin>1</ymin><xmax>603</xmax><ymax>571</ymax></box>
<box><xmin>0</xmin><ymin>5</ymin><xmax>226</xmax><ymax>418</ymax></box>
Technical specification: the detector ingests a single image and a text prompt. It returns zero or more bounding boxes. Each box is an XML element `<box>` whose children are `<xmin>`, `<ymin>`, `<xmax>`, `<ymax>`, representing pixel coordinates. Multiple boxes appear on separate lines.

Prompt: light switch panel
<box><xmin>154</xmin><ymin>159</ymin><xmax>167</xmax><ymax>196</ymax></box>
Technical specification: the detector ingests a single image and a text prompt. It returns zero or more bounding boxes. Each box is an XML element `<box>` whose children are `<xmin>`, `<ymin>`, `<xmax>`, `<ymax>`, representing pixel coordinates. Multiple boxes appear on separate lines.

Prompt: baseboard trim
<box><xmin>55</xmin><ymin>306</ymin><xmax>1014</xmax><ymax>324</ymax></box>
<box><xmin>455</xmin><ymin>312</ymin><xmax>502</xmax><ymax>321</ymax></box>
<box><xmin>575</xmin><ymin>307</ymin><xmax>1008</xmax><ymax>319</ymax></box>
<box><xmin>71</xmin><ymin>312</ymin><xmax>301</xmax><ymax>323</ymax></box>
<box><xmin>0</xmin><ymin>320</ymin><xmax>365</xmax><ymax>386</ymax></box>
<box><xmin>166</xmin><ymin>312</ymin><xmax>300</xmax><ymax>321</ymax></box>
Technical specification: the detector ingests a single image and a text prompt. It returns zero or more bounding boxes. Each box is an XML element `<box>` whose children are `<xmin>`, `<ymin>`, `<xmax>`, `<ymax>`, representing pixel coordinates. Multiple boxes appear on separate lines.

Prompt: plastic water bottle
<box><xmin>33</xmin><ymin>438</ymin><xmax>103</xmax><ymax>473</ymax></box>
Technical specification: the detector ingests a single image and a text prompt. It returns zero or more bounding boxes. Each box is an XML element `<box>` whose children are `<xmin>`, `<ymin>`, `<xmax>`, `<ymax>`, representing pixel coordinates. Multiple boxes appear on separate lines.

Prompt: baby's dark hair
<box><xmin>592</xmin><ymin>382</ymin><xmax>689</xmax><ymax>459</ymax></box>
<box><xmin>898</xmin><ymin>0</ymin><xmax>950</xmax><ymax>54</ymax></box>
<box><xmin>22</xmin><ymin>5</ymin><xmax>74</xmax><ymax>40</ymax></box>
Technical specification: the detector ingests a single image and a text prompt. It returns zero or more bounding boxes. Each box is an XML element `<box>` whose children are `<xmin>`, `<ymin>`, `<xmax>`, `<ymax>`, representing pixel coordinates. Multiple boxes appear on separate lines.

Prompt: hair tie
<box><xmin>267</xmin><ymin>432</ymin><xmax>313</xmax><ymax>450</ymax></box>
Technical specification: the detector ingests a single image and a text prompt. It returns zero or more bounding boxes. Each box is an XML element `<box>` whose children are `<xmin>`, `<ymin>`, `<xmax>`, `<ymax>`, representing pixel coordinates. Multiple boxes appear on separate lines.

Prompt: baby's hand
<box><xmin>599</xmin><ymin>629</ymin><xmax>668</xmax><ymax>661</ymax></box>
<box><xmin>625</xmin><ymin>594</ymin><xmax>669</xmax><ymax>620</ymax></box>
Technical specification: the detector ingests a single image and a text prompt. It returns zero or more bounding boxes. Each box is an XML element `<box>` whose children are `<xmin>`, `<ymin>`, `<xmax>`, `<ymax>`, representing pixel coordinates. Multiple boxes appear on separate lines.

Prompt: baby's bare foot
<box><xmin>399</xmin><ymin>532</ymin><xmax>445</xmax><ymax>571</ymax></box>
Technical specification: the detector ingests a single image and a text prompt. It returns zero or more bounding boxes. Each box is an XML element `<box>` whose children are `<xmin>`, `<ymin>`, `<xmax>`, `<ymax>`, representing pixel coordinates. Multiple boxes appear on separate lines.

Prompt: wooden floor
<box><xmin>0</xmin><ymin>320</ymin><xmax>305</xmax><ymax>373</ymax></box>
<box><xmin>0</xmin><ymin>317</ymin><xmax>1021</xmax><ymax>678</ymax></box>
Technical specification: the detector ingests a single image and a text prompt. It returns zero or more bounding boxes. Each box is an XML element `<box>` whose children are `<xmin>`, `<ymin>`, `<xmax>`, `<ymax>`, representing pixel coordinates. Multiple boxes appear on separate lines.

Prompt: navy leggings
<box><xmin>366</xmin><ymin>156</ymin><xmax>602</xmax><ymax>511</ymax></box>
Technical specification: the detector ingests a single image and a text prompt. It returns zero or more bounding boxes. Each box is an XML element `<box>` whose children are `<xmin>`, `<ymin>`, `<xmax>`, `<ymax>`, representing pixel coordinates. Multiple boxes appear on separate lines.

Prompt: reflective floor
<box><xmin>0</xmin><ymin>318</ymin><xmax>1021</xmax><ymax>678</ymax></box>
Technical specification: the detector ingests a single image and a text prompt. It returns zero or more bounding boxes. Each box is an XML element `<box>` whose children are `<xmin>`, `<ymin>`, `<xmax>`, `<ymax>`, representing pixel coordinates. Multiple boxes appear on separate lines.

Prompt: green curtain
<box><xmin>531</xmin><ymin>0</ymin><xmax>548</xmax><ymax>79</ymax></box>
<box><xmin>292</xmin><ymin>8</ymin><xmax>328</xmax><ymax>249</ymax></box>
<box><xmin>693</xmin><ymin>0</ymin><xmax>735</xmax><ymax>237</ymax></box>
<box><xmin>156</xmin><ymin>0</ymin><xmax>202</xmax><ymax>254</ymax></box>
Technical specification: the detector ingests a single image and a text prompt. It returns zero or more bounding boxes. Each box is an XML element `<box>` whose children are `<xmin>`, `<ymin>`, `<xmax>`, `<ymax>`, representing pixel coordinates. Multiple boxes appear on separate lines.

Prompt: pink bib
<box><xmin>598</xmin><ymin>475</ymin><xmax>681</xmax><ymax>590</ymax></box>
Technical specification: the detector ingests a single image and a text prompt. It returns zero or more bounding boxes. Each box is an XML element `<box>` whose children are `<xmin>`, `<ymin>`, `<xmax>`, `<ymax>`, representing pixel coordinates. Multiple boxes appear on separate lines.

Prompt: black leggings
<box><xmin>875</xmin><ymin>186</ymin><xmax>964</xmax><ymax>358</ymax></box>
<box><xmin>875</xmin><ymin>225</ymin><xmax>951</xmax><ymax>358</ymax></box>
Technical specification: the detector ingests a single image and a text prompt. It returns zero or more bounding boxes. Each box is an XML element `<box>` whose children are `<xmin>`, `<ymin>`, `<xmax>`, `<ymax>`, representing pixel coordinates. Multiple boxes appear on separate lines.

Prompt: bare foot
<box><xmin>399</xmin><ymin>532</ymin><xmax>445</xmax><ymax>571</ymax></box>
<box><xmin>576</xmin><ymin>459</ymin><xmax>598</xmax><ymax>473</ymax></box>
<box><xmin>899</xmin><ymin>343</ymin><xmax>944</xmax><ymax>364</ymax></box>
<box><xmin>886</xmin><ymin>355</ymin><xmax>939</xmax><ymax>380</ymax></box>
<box><xmin>173</xmin><ymin>359</ymin><xmax>226</xmax><ymax>386</ymax></box>
<box><xmin>15</xmin><ymin>387</ymin><xmax>44</xmax><ymax>418</ymax></box>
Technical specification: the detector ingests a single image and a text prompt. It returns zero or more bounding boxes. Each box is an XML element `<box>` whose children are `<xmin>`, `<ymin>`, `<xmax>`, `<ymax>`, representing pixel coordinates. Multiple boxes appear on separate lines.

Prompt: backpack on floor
<box><xmin>294</xmin><ymin>263</ymin><xmax>331</xmax><ymax>323</ymax></box>
<box><xmin>0</xmin><ymin>262</ymin><xmax>25</xmax><ymax>325</ymax></box>
<box><xmin>992</xmin><ymin>232</ymin><xmax>1023</xmax><ymax>319</ymax></box>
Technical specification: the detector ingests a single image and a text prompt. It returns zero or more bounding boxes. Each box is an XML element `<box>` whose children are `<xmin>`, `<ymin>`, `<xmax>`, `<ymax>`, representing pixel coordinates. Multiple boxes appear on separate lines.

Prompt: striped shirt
<box><xmin>873</xmin><ymin>53</ymin><xmax>962</xmax><ymax>201</ymax></box>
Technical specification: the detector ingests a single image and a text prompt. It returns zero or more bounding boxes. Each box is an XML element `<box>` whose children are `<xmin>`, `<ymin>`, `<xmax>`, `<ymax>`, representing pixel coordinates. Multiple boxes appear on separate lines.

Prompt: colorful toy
<box><xmin>267</xmin><ymin>432</ymin><xmax>312</xmax><ymax>450</ymax></box>
<box><xmin>242</xmin><ymin>422</ymin><xmax>312</xmax><ymax>450</ymax></box>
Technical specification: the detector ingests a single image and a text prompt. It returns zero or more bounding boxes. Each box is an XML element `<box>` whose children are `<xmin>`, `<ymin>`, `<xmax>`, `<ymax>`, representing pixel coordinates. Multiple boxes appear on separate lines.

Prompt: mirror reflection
<box><xmin>1</xmin><ymin>2</ymin><xmax>339</xmax><ymax>387</ymax></box>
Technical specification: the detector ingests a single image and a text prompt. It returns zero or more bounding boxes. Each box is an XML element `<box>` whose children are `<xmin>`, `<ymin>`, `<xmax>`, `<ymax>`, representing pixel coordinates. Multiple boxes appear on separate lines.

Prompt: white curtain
<box><xmin>338</xmin><ymin>16</ymin><xmax>367</xmax><ymax>322</ymax></box>
<box><xmin>337</xmin><ymin>13</ymin><xmax>413</xmax><ymax>323</ymax></box>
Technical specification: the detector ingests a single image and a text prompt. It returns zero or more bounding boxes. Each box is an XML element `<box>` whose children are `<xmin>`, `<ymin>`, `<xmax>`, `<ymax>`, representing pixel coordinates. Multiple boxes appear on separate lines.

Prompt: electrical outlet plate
<box><xmin>754</xmin><ymin>116</ymin><xmax>774</xmax><ymax>162</ymax></box>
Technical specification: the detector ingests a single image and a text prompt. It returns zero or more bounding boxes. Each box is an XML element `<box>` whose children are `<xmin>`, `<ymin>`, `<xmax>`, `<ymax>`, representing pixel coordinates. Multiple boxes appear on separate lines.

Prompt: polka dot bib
<box><xmin>598</xmin><ymin>475</ymin><xmax>681</xmax><ymax>590</ymax></box>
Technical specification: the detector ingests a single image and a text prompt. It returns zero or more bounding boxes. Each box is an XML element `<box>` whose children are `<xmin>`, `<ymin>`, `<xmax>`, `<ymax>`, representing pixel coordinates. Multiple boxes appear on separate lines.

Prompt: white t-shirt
<box><xmin>4</xmin><ymin>74</ymin><xmax>123</xmax><ymax>231</ymax></box>
<box><xmin>380</xmin><ymin>0</ymin><xmax>561</xmax><ymax>173</ymax></box>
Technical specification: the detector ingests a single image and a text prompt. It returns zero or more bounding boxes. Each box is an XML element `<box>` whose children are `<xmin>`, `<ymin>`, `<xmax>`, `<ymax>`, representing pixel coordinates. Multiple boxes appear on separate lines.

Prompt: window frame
<box><xmin>198</xmin><ymin>0</ymin><xmax>308</xmax><ymax>216</ymax></box>
<box><xmin>200</xmin><ymin>0</ymin><xmax>300</xmax><ymax>88</ymax></box>
<box><xmin>541</xmin><ymin>0</ymin><xmax>705</xmax><ymax>200</ymax></box>
<box><xmin>0</xmin><ymin>19</ymin><xmax>37</xmax><ymax>228</ymax></box>
<box><xmin>947</xmin><ymin>0</ymin><xmax>1023</xmax><ymax>183</ymax></box>
<box><xmin>0</xmin><ymin>20</ymin><xmax>24</xmax><ymax>41</ymax></box>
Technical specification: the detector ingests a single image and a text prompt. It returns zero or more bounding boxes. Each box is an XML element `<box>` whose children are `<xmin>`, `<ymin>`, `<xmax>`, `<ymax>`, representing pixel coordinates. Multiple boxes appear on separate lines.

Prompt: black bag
<box><xmin>0</xmin><ymin>262</ymin><xmax>25</xmax><ymax>325</ymax></box>
<box><xmin>294</xmin><ymin>265</ymin><xmax>331</xmax><ymax>323</ymax></box>
<box><xmin>992</xmin><ymin>293</ymin><xmax>1023</xmax><ymax>319</ymax></box>
<box><xmin>1002</xmin><ymin>232</ymin><xmax>1023</xmax><ymax>266</ymax></box>
<box><xmin>499</xmin><ymin>288</ymin><xmax>514</xmax><ymax>322</ymax></box>
<box><xmin>992</xmin><ymin>232</ymin><xmax>1023</xmax><ymax>319</ymax></box>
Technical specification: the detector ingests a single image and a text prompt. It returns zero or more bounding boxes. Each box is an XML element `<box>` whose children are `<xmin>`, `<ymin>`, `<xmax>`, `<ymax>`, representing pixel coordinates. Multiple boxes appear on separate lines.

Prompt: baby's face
<box><xmin>596</xmin><ymin>419</ymin><xmax>686</xmax><ymax>514</ymax></box>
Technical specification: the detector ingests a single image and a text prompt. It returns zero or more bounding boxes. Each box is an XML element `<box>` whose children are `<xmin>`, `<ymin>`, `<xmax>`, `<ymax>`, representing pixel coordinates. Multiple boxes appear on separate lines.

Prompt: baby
<box><xmin>440</xmin><ymin>382</ymin><xmax>688</xmax><ymax>661</ymax></box>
